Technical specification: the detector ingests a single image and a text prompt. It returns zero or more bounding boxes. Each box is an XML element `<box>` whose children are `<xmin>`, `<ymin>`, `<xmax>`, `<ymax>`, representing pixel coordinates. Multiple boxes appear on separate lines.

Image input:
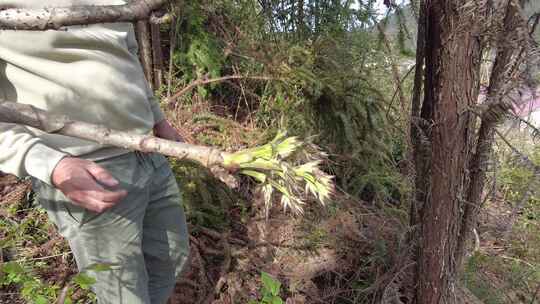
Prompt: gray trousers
<box><xmin>32</xmin><ymin>152</ymin><xmax>190</xmax><ymax>304</ymax></box>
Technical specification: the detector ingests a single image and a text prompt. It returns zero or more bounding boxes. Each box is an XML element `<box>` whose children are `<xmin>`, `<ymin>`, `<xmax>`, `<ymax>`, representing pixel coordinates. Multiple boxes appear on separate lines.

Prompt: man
<box><xmin>0</xmin><ymin>1</ymin><xmax>189</xmax><ymax>303</ymax></box>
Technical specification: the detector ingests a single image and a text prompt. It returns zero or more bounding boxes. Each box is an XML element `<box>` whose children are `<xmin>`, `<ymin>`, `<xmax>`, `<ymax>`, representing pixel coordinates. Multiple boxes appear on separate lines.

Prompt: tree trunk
<box><xmin>456</xmin><ymin>0</ymin><xmax>527</xmax><ymax>267</ymax></box>
<box><xmin>414</xmin><ymin>1</ymin><xmax>482</xmax><ymax>302</ymax></box>
<box><xmin>409</xmin><ymin>0</ymin><xmax>426</xmax><ymax>228</ymax></box>
<box><xmin>136</xmin><ymin>20</ymin><xmax>154</xmax><ymax>89</ymax></box>
<box><xmin>151</xmin><ymin>22</ymin><xmax>164</xmax><ymax>89</ymax></box>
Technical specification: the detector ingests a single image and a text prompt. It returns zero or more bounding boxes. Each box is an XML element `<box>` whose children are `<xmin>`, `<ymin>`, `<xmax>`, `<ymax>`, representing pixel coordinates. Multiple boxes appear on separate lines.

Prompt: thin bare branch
<box><xmin>166</xmin><ymin>75</ymin><xmax>279</xmax><ymax>105</ymax></box>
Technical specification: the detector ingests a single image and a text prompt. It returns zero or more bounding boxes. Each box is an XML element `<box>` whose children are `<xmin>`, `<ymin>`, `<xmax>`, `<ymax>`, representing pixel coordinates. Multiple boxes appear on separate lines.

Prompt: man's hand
<box><xmin>51</xmin><ymin>157</ymin><xmax>128</xmax><ymax>213</ymax></box>
<box><xmin>153</xmin><ymin>119</ymin><xmax>184</xmax><ymax>142</ymax></box>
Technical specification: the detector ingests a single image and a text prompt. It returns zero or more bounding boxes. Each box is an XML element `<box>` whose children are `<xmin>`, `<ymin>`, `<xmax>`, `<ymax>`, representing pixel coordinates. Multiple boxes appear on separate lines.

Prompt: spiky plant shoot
<box><xmin>222</xmin><ymin>131</ymin><xmax>335</xmax><ymax>215</ymax></box>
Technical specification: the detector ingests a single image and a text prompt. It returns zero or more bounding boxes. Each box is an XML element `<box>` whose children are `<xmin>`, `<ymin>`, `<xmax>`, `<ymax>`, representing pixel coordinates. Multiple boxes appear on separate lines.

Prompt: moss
<box><xmin>169</xmin><ymin>158</ymin><xmax>240</xmax><ymax>229</ymax></box>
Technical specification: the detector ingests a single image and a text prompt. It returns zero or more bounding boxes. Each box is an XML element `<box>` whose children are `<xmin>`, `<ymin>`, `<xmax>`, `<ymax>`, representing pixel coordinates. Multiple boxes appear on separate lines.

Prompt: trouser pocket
<box><xmin>31</xmin><ymin>178</ymin><xmax>86</xmax><ymax>228</ymax></box>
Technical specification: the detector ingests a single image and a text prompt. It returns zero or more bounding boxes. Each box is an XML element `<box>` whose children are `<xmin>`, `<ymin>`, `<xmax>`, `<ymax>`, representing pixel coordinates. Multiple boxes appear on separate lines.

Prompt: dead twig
<box><xmin>177</xmin><ymin>278</ymin><xmax>200</xmax><ymax>289</ymax></box>
<box><xmin>166</xmin><ymin>75</ymin><xmax>279</xmax><ymax>105</ymax></box>
<box><xmin>55</xmin><ymin>285</ymin><xmax>70</xmax><ymax>304</ymax></box>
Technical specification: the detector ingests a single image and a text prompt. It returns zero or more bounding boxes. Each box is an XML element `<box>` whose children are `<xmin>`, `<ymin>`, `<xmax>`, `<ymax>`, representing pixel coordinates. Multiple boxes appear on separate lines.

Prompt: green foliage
<box><xmin>0</xmin><ymin>208</ymin><xmax>52</xmax><ymax>249</ymax></box>
<box><xmin>498</xmin><ymin>144</ymin><xmax>540</xmax><ymax>226</ymax></box>
<box><xmin>463</xmin><ymin>251</ymin><xmax>540</xmax><ymax>304</ymax></box>
<box><xmin>169</xmin><ymin>158</ymin><xmax>233</xmax><ymax>229</ymax></box>
<box><xmin>224</xmin><ymin>131</ymin><xmax>335</xmax><ymax>215</ymax></box>
<box><xmin>168</xmin><ymin>0</ymin><xmax>407</xmax><ymax>205</ymax></box>
<box><xmin>250</xmin><ymin>272</ymin><xmax>284</xmax><ymax>304</ymax></box>
<box><xmin>171</xmin><ymin>0</ymin><xmax>224</xmax><ymax>96</ymax></box>
<box><xmin>0</xmin><ymin>260</ymin><xmax>104</xmax><ymax>304</ymax></box>
<box><xmin>467</xmin><ymin>136</ymin><xmax>540</xmax><ymax>303</ymax></box>
<box><xmin>72</xmin><ymin>273</ymin><xmax>96</xmax><ymax>291</ymax></box>
<box><xmin>463</xmin><ymin>254</ymin><xmax>505</xmax><ymax>304</ymax></box>
<box><xmin>0</xmin><ymin>194</ymin><xmax>103</xmax><ymax>303</ymax></box>
<box><xmin>0</xmin><ymin>261</ymin><xmax>59</xmax><ymax>304</ymax></box>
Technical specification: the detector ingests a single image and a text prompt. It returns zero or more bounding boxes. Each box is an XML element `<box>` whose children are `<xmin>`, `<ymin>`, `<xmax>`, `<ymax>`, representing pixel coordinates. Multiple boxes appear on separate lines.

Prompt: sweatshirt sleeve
<box><xmin>126</xmin><ymin>23</ymin><xmax>166</xmax><ymax>124</ymax></box>
<box><xmin>0</xmin><ymin>122</ymin><xmax>67</xmax><ymax>185</ymax></box>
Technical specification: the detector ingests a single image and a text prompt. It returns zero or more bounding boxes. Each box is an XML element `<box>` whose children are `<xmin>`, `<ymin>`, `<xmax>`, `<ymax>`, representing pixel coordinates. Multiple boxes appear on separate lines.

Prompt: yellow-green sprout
<box><xmin>222</xmin><ymin>131</ymin><xmax>335</xmax><ymax>215</ymax></box>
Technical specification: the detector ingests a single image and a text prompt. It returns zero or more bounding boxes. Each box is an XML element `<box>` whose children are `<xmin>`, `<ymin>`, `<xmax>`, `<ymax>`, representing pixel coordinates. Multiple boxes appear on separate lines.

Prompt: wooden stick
<box><xmin>0</xmin><ymin>102</ymin><xmax>226</xmax><ymax>168</ymax></box>
<box><xmin>0</xmin><ymin>0</ymin><xmax>167</xmax><ymax>30</ymax></box>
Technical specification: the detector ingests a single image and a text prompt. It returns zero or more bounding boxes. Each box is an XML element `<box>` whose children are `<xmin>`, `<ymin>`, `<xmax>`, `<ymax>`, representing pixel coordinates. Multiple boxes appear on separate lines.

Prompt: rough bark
<box><xmin>0</xmin><ymin>102</ymin><xmax>225</xmax><ymax>168</ymax></box>
<box><xmin>415</xmin><ymin>1</ymin><xmax>482</xmax><ymax>303</ymax></box>
<box><xmin>0</xmin><ymin>0</ymin><xmax>166</xmax><ymax>30</ymax></box>
<box><xmin>456</xmin><ymin>0</ymin><xmax>527</xmax><ymax>266</ymax></box>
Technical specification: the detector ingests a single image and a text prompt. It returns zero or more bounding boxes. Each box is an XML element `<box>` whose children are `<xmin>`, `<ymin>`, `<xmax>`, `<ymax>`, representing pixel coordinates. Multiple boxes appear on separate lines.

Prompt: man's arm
<box><xmin>0</xmin><ymin>121</ymin><xmax>126</xmax><ymax>213</ymax></box>
<box><xmin>0</xmin><ymin>121</ymin><xmax>66</xmax><ymax>185</ymax></box>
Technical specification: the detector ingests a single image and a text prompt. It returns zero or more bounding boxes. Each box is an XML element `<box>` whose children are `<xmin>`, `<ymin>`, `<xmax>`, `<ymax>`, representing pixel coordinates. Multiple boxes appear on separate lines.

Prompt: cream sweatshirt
<box><xmin>0</xmin><ymin>0</ymin><xmax>165</xmax><ymax>185</ymax></box>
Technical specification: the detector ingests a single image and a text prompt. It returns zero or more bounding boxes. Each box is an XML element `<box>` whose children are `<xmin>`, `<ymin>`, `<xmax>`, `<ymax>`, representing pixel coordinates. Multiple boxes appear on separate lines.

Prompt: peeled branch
<box><xmin>0</xmin><ymin>102</ymin><xmax>225</xmax><ymax>167</ymax></box>
<box><xmin>0</xmin><ymin>102</ymin><xmax>334</xmax><ymax>214</ymax></box>
<box><xmin>0</xmin><ymin>0</ymin><xmax>167</xmax><ymax>30</ymax></box>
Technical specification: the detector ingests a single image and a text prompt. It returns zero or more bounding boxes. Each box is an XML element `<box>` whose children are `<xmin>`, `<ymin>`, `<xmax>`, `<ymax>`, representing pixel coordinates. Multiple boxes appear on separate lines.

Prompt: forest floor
<box><xmin>1</xmin><ymin>170</ymin><xmax>538</xmax><ymax>303</ymax></box>
<box><xmin>0</xmin><ymin>170</ymin><xmax>395</xmax><ymax>304</ymax></box>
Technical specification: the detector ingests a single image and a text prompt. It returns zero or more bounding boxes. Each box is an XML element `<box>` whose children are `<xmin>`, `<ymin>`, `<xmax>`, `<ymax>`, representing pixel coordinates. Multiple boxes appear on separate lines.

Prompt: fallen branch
<box><xmin>0</xmin><ymin>0</ymin><xmax>166</xmax><ymax>30</ymax></box>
